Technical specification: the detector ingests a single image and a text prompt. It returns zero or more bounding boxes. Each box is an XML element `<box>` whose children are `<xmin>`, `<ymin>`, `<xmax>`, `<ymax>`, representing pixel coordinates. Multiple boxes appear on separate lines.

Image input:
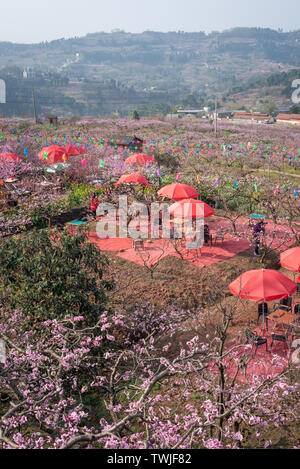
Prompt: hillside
<box><xmin>222</xmin><ymin>68</ymin><xmax>300</xmax><ymax>112</ymax></box>
<box><xmin>1</xmin><ymin>28</ymin><xmax>300</xmax><ymax>117</ymax></box>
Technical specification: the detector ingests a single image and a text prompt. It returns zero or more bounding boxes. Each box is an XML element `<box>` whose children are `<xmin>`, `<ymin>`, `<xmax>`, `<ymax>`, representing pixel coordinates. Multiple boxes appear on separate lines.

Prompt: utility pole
<box><xmin>214</xmin><ymin>97</ymin><xmax>218</xmax><ymax>138</ymax></box>
<box><xmin>0</xmin><ymin>79</ymin><xmax>6</xmax><ymax>118</ymax></box>
<box><xmin>32</xmin><ymin>88</ymin><xmax>38</xmax><ymax>124</ymax></box>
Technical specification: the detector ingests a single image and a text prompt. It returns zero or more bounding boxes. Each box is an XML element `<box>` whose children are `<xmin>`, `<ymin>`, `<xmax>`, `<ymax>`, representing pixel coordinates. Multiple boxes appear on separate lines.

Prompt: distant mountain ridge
<box><xmin>1</xmin><ymin>28</ymin><xmax>300</xmax><ymax>88</ymax></box>
<box><xmin>0</xmin><ymin>28</ymin><xmax>300</xmax><ymax>117</ymax></box>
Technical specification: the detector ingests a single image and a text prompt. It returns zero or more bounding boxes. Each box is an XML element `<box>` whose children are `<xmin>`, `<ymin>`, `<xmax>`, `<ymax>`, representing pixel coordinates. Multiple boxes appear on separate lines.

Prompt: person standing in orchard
<box><xmin>90</xmin><ymin>192</ymin><xmax>100</xmax><ymax>219</ymax></box>
<box><xmin>252</xmin><ymin>220</ymin><xmax>266</xmax><ymax>257</ymax></box>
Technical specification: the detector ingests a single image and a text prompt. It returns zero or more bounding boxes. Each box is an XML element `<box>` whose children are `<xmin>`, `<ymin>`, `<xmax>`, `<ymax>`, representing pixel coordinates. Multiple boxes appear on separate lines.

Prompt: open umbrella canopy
<box><xmin>0</xmin><ymin>152</ymin><xmax>23</xmax><ymax>162</ymax></box>
<box><xmin>157</xmin><ymin>183</ymin><xmax>199</xmax><ymax>201</ymax></box>
<box><xmin>125</xmin><ymin>153</ymin><xmax>155</xmax><ymax>166</ymax></box>
<box><xmin>38</xmin><ymin>145</ymin><xmax>68</xmax><ymax>165</ymax></box>
<box><xmin>65</xmin><ymin>143</ymin><xmax>80</xmax><ymax>157</ymax></box>
<box><xmin>168</xmin><ymin>199</ymin><xmax>215</xmax><ymax>219</ymax></box>
<box><xmin>248</xmin><ymin>214</ymin><xmax>265</xmax><ymax>220</ymax></box>
<box><xmin>280</xmin><ymin>247</ymin><xmax>300</xmax><ymax>273</ymax></box>
<box><xmin>229</xmin><ymin>269</ymin><xmax>297</xmax><ymax>302</ymax></box>
<box><xmin>115</xmin><ymin>173</ymin><xmax>151</xmax><ymax>188</ymax></box>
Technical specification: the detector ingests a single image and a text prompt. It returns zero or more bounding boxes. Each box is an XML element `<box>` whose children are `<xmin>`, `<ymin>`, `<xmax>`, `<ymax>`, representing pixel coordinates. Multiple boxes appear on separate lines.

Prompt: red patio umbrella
<box><xmin>115</xmin><ymin>173</ymin><xmax>151</xmax><ymax>188</ymax></box>
<box><xmin>280</xmin><ymin>247</ymin><xmax>300</xmax><ymax>273</ymax></box>
<box><xmin>168</xmin><ymin>199</ymin><xmax>215</xmax><ymax>219</ymax></box>
<box><xmin>125</xmin><ymin>153</ymin><xmax>155</xmax><ymax>165</ymax></box>
<box><xmin>157</xmin><ymin>183</ymin><xmax>198</xmax><ymax>201</ymax></box>
<box><xmin>38</xmin><ymin>145</ymin><xmax>68</xmax><ymax>165</ymax></box>
<box><xmin>229</xmin><ymin>269</ymin><xmax>297</xmax><ymax>302</ymax></box>
<box><xmin>0</xmin><ymin>152</ymin><xmax>23</xmax><ymax>163</ymax></box>
<box><xmin>229</xmin><ymin>269</ymin><xmax>297</xmax><ymax>330</ymax></box>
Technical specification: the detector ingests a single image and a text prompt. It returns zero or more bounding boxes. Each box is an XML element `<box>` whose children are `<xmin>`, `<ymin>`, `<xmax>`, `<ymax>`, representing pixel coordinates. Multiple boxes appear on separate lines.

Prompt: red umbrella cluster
<box><xmin>38</xmin><ymin>143</ymin><xmax>86</xmax><ymax>165</ymax></box>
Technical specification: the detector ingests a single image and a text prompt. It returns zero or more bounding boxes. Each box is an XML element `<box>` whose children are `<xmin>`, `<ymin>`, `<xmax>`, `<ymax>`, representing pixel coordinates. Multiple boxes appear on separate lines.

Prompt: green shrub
<box><xmin>156</xmin><ymin>152</ymin><xmax>180</xmax><ymax>171</ymax></box>
<box><xmin>66</xmin><ymin>183</ymin><xmax>97</xmax><ymax>208</ymax></box>
<box><xmin>0</xmin><ymin>229</ymin><xmax>114</xmax><ymax>325</ymax></box>
<box><xmin>18</xmin><ymin>121</ymin><xmax>31</xmax><ymax>130</ymax></box>
<box><xmin>31</xmin><ymin>206</ymin><xmax>48</xmax><ymax>228</ymax></box>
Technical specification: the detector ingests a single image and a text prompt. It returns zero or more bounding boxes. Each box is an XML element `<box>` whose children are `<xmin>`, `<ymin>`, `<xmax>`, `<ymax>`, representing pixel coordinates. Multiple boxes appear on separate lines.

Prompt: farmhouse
<box><xmin>276</xmin><ymin>113</ymin><xmax>300</xmax><ymax>125</ymax></box>
<box><xmin>217</xmin><ymin>111</ymin><xmax>234</xmax><ymax>119</ymax></box>
<box><xmin>233</xmin><ymin>112</ymin><xmax>270</xmax><ymax>123</ymax></box>
<box><xmin>46</xmin><ymin>115</ymin><xmax>59</xmax><ymax>125</ymax></box>
<box><xmin>177</xmin><ymin>109</ymin><xmax>206</xmax><ymax>117</ymax></box>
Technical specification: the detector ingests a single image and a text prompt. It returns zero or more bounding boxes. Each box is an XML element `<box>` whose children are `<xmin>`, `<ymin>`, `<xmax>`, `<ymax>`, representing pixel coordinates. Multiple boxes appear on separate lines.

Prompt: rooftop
<box><xmin>277</xmin><ymin>113</ymin><xmax>300</xmax><ymax>121</ymax></box>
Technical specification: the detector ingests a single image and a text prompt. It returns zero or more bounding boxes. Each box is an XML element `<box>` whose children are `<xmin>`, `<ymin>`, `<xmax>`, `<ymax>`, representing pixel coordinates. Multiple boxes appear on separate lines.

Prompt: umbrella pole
<box><xmin>262</xmin><ymin>298</ymin><xmax>266</xmax><ymax>335</ymax></box>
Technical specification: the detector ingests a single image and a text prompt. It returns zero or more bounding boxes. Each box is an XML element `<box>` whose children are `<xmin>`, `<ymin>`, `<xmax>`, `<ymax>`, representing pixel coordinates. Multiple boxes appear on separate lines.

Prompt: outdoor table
<box><xmin>172</xmin><ymin>218</ymin><xmax>187</xmax><ymax>237</ymax></box>
<box><xmin>214</xmin><ymin>232</ymin><xmax>225</xmax><ymax>244</ymax></box>
<box><xmin>173</xmin><ymin>218</ymin><xmax>203</xmax><ymax>230</ymax></box>
<box><xmin>267</xmin><ymin>310</ymin><xmax>296</xmax><ymax>328</ymax></box>
<box><xmin>172</xmin><ymin>218</ymin><xmax>185</xmax><ymax>227</ymax></box>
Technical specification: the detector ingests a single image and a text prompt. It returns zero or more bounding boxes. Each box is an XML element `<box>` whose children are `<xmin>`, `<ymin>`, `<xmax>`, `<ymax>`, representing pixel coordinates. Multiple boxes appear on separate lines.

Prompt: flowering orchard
<box><xmin>0</xmin><ymin>118</ymin><xmax>300</xmax><ymax>450</ymax></box>
<box><xmin>0</xmin><ymin>304</ymin><xmax>299</xmax><ymax>450</ymax></box>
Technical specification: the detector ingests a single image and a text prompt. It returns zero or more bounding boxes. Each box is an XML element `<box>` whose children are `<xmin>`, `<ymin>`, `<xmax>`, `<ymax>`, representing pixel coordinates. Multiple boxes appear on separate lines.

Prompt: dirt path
<box><xmin>250</xmin><ymin>168</ymin><xmax>300</xmax><ymax>179</ymax></box>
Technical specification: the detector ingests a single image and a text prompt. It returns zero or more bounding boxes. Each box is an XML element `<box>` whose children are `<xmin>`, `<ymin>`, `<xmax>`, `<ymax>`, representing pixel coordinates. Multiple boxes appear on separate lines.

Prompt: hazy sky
<box><xmin>1</xmin><ymin>0</ymin><xmax>300</xmax><ymax>43</ymax></box>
